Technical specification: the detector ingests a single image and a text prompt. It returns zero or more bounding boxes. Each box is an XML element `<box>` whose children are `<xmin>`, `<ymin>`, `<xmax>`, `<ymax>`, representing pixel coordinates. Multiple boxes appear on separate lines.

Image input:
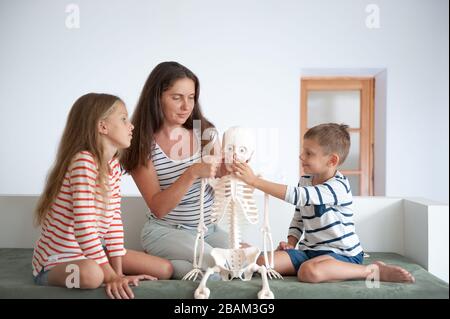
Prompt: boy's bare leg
<box><xmin>47</xmin><ymin>259</ymin><xmax>104</xmax><ymax>289</ymax></box>
<box><xmin>122</xmin><ymin>249</ymin><xmax>174</xmax><ymax>279</ymax></box>
<box><xmin>256</xmin><ymin>250</ymin><xmax>297</xmax><ymax>276</ymax></box>
<box><xmin>297</xmin><ymin>255</ymin><xmax>415</xmax><ymax>283</ymax></box>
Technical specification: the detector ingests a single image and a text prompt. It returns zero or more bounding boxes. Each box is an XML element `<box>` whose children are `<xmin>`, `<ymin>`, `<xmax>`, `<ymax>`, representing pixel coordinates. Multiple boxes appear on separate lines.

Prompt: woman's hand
<box><xmin>124</xmin><ymin>274</ymin><xmax>158</xmax><ymax>287</ymax></box>
<box><xmin>189</xmin><ymin>162</ymin><xmax>219</xmax><ymax>179</ymax></box>
<box><xmin>231</xmin><ymin>161</ymin><xmax>257</xmax><ymax>186</ymax></box>
<box><xmin>104</xmin><ymin>276</ymin><xmax>135</xmax><ymax>299</ymax></box>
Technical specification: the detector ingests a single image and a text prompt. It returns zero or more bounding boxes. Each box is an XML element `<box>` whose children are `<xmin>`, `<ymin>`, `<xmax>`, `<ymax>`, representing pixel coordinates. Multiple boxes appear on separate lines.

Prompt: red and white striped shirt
<box><xmin>32</xmin><ymin>151</ymin><xmax>125</xmax><ymax>277</ymax></box>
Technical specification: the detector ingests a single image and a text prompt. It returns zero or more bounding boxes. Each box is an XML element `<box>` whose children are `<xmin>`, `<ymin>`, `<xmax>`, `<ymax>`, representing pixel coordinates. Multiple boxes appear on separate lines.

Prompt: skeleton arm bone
<box><xmin>194</xmin><ymin>179</ymin><xmax>208</xmax><ymax>267</ymax></box>
<box><xmin>260</xmin><ymin>192</ymin><xmax>283</xmax><ymax>279</ymax></box>
<box><xmin>261</xmin><ymin>193</ymin><xmax>274</xmax><ymax>268</ymax></box>
<box><xmin>251</xmin><ymin>173</ymin><xmax>275</xmax><ymax>268</ymax></box>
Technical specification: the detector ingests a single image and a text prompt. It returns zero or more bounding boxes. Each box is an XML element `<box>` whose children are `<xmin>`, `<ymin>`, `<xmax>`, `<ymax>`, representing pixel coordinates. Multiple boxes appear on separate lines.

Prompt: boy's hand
<box><xmin>277</xmin><ymin>241</ymin><xmax>294</xmax><ymax>251</ymax></box>
<box><xmin>231</xmin><ymin>161</ymin><xmax>257</xmax><ymax>186</ymax></box>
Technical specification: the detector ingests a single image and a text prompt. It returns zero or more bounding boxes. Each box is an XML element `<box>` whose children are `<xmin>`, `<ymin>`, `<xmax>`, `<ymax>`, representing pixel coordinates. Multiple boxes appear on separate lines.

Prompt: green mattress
<box><xmin>0</xmin><ymin>249</ymin><xmax>448</xmax><ymax>299</ymax></box>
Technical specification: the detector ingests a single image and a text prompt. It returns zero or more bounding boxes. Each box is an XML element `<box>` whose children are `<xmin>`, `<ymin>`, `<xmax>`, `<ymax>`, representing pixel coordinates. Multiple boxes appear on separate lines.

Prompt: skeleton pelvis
<box><xmin>210</xmin><ymin>246</ymin><xmax>260</xmax><ymax>281</ymax></box>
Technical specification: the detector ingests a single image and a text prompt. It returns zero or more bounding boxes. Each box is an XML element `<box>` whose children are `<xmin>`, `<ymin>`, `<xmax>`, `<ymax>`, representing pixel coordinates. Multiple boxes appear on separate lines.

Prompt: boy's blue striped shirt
<box><xmin>285</xmin><ymin>171</ymin><xmax>363</xmax><ymax>257</ymax></box>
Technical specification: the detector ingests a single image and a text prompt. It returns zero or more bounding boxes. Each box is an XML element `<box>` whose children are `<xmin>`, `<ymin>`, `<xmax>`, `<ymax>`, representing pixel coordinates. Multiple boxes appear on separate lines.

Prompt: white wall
<box><xmin>0</xmin><ymin>0</ymin><xmax>448</xmax><ymax>207</ymax></box>
<box><xmin>404</xmin><ymin>198</ymin><xmax>449</xmax><ymax>283</ymax></box>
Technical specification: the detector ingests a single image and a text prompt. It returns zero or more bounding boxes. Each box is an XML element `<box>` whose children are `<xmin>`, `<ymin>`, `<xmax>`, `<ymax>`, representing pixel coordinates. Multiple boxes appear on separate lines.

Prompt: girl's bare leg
<box><xmin>47</xmin><ymin>259</ymin><xmax>104</xmax><ymax>289</ymax></box>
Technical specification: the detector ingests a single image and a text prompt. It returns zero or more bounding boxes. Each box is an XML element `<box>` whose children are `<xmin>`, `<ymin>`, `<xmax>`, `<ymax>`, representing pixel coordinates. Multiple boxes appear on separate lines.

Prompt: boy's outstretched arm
<box><xmin>232</xmin><ymin>162</ymin><xmax>287</xmax><ymax>201</ymax></box>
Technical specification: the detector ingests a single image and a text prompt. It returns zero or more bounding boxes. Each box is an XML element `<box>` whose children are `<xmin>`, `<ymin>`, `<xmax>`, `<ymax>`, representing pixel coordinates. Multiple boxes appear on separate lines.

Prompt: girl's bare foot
<box><xmin>373</xmin><ymin>261</ymin><xmax>415</xmax><ymax>283</ymax></box>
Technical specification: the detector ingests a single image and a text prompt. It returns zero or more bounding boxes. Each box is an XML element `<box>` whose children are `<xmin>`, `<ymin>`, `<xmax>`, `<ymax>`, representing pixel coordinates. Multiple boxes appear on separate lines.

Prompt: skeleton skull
<box><xmin>222</xmin><ymin>126</ymin><xmax>256</xmax><ymax>172</ymax></box>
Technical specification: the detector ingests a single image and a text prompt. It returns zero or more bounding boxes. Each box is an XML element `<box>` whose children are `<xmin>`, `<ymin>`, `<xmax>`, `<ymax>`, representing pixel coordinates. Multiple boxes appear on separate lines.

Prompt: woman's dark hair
<box><xmin>121</xmin><ymin>61</ymin><xmax>216</xmax><ymax>173</ymax></box>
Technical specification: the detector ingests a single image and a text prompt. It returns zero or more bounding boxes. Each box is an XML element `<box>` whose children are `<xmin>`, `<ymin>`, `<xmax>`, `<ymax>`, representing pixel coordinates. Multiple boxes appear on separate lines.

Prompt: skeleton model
<box><xmin>182</xmin><ymin>127</ymin><xmax>282</xmax><ymax>299</ymax></box>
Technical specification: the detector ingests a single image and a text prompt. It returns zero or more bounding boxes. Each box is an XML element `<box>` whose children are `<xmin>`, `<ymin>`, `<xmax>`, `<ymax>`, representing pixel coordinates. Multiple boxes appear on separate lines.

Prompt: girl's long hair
<box><xmin>35</xmin><ymin>93</ymin><xmax>122</xmax><ymax>226</ymax></box>
<box><xmin>120</xmin><ymin>61</ymin><xmax>217</xmax><ymax>173</ymax></box>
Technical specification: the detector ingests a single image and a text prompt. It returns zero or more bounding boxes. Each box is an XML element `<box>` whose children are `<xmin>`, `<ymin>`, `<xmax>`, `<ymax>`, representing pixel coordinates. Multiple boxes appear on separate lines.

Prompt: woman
<box><xmin>121</xmin><ymin>62</ymin><xmax>228</xmax><ymax>279</ymax></box>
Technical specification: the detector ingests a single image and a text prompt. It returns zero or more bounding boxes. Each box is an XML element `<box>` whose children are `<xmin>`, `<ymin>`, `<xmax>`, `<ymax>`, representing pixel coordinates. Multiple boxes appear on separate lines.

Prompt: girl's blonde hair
<box><xmin>35</xmin><ymin>93</ymin><xmax>123</xmax><ymax>226</ymax></box>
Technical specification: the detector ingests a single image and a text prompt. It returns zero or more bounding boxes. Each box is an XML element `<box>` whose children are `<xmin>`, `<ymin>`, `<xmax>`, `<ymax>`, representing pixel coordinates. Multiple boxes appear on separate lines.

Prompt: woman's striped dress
<box><xmin>149</xmin><ymin>141</ymin><xmax>215</xmax><ymax>229</ymax></box>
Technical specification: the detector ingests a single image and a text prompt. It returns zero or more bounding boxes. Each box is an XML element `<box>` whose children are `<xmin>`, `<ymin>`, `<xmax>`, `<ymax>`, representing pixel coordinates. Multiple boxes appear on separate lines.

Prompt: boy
<box><xmin>232</xmin><ymin>123</ymin><xmax>414</xmax><ymax>283</ymax></box>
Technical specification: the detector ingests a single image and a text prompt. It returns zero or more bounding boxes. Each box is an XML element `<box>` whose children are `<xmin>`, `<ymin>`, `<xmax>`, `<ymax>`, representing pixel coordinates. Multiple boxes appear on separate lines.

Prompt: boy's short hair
<box><xmin>304</xmin><ymin>123</ymin><xmax>350</xmax><ymax>165</ymax></box>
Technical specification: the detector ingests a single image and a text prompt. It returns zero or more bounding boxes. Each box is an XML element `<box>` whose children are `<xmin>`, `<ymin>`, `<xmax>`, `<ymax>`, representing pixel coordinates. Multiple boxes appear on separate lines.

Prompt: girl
<box><xmin>32</xmin><ymin>93</ymin><xmax>173</xmax><ymax>299</ymax></box>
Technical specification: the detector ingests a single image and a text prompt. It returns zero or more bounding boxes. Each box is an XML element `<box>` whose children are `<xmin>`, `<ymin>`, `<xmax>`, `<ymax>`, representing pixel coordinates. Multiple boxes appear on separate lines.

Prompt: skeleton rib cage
<box><xmin>211</xmin><ymin>175</ymin><xmax>258</xmax><ymax>250</ymax></box>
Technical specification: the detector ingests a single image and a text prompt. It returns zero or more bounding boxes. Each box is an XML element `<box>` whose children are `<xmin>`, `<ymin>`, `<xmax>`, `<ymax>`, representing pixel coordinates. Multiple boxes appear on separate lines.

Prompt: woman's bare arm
<box><xmin>131</xmin><ymin>159</ymin><xmax>217</xmax><ymax>218</ymax></box>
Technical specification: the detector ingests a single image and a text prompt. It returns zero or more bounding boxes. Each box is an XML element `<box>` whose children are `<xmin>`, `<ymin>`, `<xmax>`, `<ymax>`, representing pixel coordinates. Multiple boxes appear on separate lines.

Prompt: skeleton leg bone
<box><xmin>194</xmin><ymin>266</ymin><xmax>221</xmax><ymax>299</ymax></box>
<box><xmin>248</xmin><ymin>263</ymin><xmax>275</xmax><ymax>299</ymax></box>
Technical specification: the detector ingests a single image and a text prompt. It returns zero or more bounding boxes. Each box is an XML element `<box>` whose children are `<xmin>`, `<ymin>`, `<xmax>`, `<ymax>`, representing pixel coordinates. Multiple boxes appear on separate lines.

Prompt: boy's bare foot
<box><xmin>373</xmin><ymin>261</ymin><xmax>415</xmax><ymax>283</ymax></box>
<box><xmin>240</xmin><ymin>242</ymin><xmax>251</xmax><ymax>248</ymax></box>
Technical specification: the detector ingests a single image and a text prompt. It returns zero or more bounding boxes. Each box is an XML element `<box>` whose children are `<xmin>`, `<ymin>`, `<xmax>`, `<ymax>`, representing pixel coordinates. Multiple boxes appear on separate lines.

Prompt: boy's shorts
<box><xmin>285</xmin><ymin>249</ymin><xmax>364</xmax><ymax>272</ymax></box>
